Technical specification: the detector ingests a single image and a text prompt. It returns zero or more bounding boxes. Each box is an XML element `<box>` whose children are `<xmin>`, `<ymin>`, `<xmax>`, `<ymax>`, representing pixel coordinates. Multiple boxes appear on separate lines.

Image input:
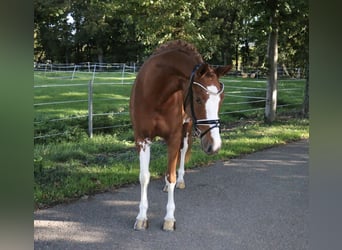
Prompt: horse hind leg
<box><xmin>163</xmin><ymin>120</ymin><xmax>191</xmax><ymax>193</ymax></box>
<box><xmin>176</xmin><ymin>131</ymin><xmax>190</xmax><ymax>189</ymax></box>
<box><xmin>176</xmin><ymin>121</ymin><xmax>192</xmax><ymax>189</ymax></box>
<box><xmin>162</xmin><ymin>131</ymin><xmax>189</xmax><ymax>192</ymax></box>
<box><xmin>134</xmin><ymin>139</ymin><xmax>151</xmax><ymax>231</ymax></box>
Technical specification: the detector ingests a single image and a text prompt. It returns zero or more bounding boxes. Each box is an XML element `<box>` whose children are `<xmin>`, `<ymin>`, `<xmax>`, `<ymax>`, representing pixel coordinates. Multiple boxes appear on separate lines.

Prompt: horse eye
<box><xmin>195</xmin><ymin>98</ymin><xmax>202</xmax><ymax>104</ymax></box>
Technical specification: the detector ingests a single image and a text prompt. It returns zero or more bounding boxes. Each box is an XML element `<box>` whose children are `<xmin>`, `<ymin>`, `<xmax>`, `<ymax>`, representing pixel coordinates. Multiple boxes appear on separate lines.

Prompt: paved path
<box><xmin>34</xmin><ymin>139</ymin><xmax>309</xmax><ymax>250</ymax></box>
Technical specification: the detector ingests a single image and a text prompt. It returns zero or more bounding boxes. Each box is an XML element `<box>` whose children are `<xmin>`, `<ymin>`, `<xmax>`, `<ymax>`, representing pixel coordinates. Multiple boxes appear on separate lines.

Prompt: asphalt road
<box><xmin>34</xmin><ymin>139</ymin><xmax>309</xmax><ymax>250</ymax></box>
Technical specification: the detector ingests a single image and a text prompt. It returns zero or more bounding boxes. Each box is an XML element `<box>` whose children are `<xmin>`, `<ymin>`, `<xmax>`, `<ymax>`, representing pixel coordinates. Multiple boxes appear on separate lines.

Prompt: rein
<box><xmin>184</xmin><ymin>64</ymin><xmax>224</xmax><ymax>138</ymax></box>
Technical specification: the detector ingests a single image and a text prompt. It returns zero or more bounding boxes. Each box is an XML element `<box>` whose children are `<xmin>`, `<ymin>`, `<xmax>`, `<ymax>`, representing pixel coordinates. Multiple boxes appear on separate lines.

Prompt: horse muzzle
<box><xmin>200</xmin><ymin>129</ymin><xmax>222</xmax><ymax>155</ymax></box>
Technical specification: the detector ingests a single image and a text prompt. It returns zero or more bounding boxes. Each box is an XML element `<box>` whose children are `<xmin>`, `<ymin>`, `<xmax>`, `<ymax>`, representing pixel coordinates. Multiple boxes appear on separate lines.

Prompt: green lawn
<box><xmin>34</xmin><ymin>118</ymin><xmax>309</xmax><ymax>208</ymax></box>
<box><xmin>34</xmin><ymin>71</ymin><xmax>305</xmax><ymax>140</ymax></box>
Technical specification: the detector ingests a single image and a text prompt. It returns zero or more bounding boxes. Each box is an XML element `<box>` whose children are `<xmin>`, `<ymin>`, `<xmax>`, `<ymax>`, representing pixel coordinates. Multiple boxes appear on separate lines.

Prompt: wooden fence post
<box><xmin>88</xmin><ymin>64</ymin><xmax>96</xmax><ymax>138</ymax></box>
<box><xmin>71</xmin><ymin>65</ymin><xmax>77</xmax><ymax>80</ymax></box>
<box><xmin>88</xmin><ymin>79</ymin><xmax>93</xmax><ymax>138</ymax></box>
<box><xmin>121</xmin><ymin>63</ymin><xmax>125</xmax><ymax>84</ymax></box>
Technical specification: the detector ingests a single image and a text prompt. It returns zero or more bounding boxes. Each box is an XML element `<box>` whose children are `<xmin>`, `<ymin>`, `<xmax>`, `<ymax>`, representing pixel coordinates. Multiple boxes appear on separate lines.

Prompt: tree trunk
<box><xmin>265</xmin><ymin>6</ymin><xmax>279</xmax><ymax>124</ymax></box>
<box><xmin>97</xmin><ymin>47</ymin><xmax>104</xmax><ymax>64</ymax></box>
<box><xmin>302</xmin><ymin>68</ymin><xmax>309</xmax><ymax>117</ymax></box>
<box><xmin>281</xmin><ymin>63</ymin><xmax>290</xmax><ymax>77</ymax></box>
<box><xmin>224</xmin><ymin>50</ymin><xmax>232</xmax><ymax>66</ymax></box>
<box><xmin>235</xmin><ymin>43</ymin><xmax>239</xmax><ymax>72</ymax></box>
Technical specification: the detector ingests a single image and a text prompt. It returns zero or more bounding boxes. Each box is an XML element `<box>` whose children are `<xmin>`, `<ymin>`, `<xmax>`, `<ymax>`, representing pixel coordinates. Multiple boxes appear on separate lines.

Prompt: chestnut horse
<box><xmin>129</xmin><ymin>40</ymin><xmax>231</xmax><ymax>231</ymax></box>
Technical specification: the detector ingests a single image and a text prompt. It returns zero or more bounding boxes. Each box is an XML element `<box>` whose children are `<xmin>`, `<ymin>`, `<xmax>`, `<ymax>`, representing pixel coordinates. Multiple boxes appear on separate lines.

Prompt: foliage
<box><xmin>34</xmin><ymin>0</ymin><xmax>308</xmax><ymax>67</ymax></box>
<box><xmin>245</xmin><ymin>0</ymin><xmax>309</xmax><ymax>70</ymax></box>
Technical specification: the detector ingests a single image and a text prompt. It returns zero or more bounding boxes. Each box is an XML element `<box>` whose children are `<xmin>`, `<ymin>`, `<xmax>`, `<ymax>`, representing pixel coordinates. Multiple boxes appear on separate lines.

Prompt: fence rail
<box><xmin>34</xmin><ymin>63</ymin><xmax>306</xmax><ymax>140</ymax></box>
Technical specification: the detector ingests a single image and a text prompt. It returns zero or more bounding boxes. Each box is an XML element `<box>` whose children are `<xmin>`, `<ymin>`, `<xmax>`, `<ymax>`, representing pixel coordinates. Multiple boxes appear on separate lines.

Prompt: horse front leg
<box><xmin>163</xmin><ymin>138</ymin><xmax>180</xmax><ymax>231</ymax></box>
<box><xmin>134</xmin><ymin>139</ymin><xmax>151</xmax><ymax>230</ymax></box>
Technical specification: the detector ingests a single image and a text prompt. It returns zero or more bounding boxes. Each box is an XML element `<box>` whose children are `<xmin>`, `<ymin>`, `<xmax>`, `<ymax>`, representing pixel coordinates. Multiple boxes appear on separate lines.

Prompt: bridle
<box><xmin>184</xmin><ymin>64</ymin><xmax>224</xmax><ymax>138</ymax></box>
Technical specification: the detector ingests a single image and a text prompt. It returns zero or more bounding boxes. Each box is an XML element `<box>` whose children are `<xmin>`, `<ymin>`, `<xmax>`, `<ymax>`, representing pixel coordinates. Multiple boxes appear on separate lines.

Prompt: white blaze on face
<box><xmin>205</xmin><ymin>85</ymin><xmax>222</xmax><ymax>152</ymax></box>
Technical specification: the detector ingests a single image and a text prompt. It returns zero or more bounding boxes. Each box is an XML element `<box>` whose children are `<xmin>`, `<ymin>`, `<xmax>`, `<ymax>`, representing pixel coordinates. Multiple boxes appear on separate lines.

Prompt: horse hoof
<box><xmin>162</xmin><ymin>184</ymin><xmax>168</xmax><ymax>192</ymax></box>
<box><xmin>163</xmin><ymin>220</ymin><xmax>176</xmax><ymax>231</ymax></box>
<box><xmin>134</xmin><ymin>219</ymin><xmax>148</xmax><ymax>230</ymax></box>
<box><xmin>176</xmin><ymin>181</ymin><xmax>185</xmax><ymax>189</ymax></box>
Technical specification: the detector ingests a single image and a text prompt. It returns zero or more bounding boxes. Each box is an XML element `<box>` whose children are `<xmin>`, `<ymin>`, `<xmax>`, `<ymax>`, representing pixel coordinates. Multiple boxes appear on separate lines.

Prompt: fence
<box><xmin>34</xmin><ymin>63</ymin><xmax>306</xmax><ymax>141</ymax></box>
<box><xmin>34</xmin><ymin>62</ymin><xmax>139</xmax><ymax>82</ymax></box>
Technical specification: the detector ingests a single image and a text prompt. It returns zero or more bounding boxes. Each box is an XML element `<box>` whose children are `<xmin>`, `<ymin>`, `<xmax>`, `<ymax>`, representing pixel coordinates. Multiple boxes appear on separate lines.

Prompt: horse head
<box><xmin>187</xmin><ymin>63</ymin><xmax>232</xmax><ymax>155</ymax></box>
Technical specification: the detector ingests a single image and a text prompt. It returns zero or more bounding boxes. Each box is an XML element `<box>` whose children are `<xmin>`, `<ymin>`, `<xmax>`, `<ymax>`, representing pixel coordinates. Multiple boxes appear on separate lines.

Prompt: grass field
<box><xmin>34</xmin><ymin>71</ymin><xmax>305</xmax><ymax>140</ymax></box>
<box><xmin>34</xmin><ymin>71</ymin><xmax>309</xmax><ymax>208</ymax></box>
<box><xmin>34</xmin><ymin>71</ymin><xmax>134</xmax><ymax>118</ymax></box>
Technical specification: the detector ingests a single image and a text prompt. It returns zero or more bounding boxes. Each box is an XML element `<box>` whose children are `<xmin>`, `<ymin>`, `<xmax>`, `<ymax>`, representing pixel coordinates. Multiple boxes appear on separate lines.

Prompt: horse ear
<box><xmin>196</xmin><ymin>63</ymin><xmax>210</xmax><ymax>78</ymax></box>
<box><xmin>215</xmin><ymin>65</ymin><xmax>232</xmax><ymax>78</ymax></box>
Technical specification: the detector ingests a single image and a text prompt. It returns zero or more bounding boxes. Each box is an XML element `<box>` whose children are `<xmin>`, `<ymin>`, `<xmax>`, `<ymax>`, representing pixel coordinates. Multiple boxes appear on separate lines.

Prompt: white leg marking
<box><xmin>136</xmin><ymin>139</ymin><xmax>151</xmax><ymax>221</ymax></box>
<box><xmin>176</xmin><ymin>132</ymin><xmax>188</xmax><ymax>187</ymax></box>
<box><xmin>205</xmin><ymin>86</ymin><xmax>222</xmax><ymax>152</ymax></box>
<box><xmin>164</xmin><ymin>177</ymin><xmax>176</xmax><ymax>222</ymax></box>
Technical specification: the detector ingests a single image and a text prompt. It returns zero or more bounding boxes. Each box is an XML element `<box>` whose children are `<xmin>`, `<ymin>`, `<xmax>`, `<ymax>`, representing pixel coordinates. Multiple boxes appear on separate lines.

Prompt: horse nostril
<box><xmin>207</xmin><ymin>145</ymin><xmax>213</xmax><ymax>153</ymax></box>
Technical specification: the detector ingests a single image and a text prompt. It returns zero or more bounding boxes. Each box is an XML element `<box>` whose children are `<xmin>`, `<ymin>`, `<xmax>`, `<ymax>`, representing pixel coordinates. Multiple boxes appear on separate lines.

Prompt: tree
<box><xmin>246</xmin><ymin>0</ymin><xmax>308</xmax><ymax>123</ymax></box>
<box><xmin>34</xmin><ymin>0</ymin><xmax>308</xmax><ymax>76</ymax></box>
<box><xmin>69</xmin><ymin>0</ymin><xmax>116</xmax><ymax>63</ymax></box>
<box><xmin>203</xmin><ymin>0</ymin><xmax>245</xmax><ymax>66</ymax></box>
<box><xmin>278</xmin><ymin>0</ymin><xmax>309</xmax><ymax>76</ymax></box>
<box><xmin>302</xmin><ymin>68</ymin><xmax>309</xmax><ymax>117</ymax></box>
<box><xmin>264</xmin><ymin>0</ymin><xmax>279</xmax><ymax>123</ymax></box>
<box><xmin>126</xmin><ymin>0</ymin><xmax>209</xmax><ymax>57</ymax></box>
<box><xmin>34</xmin><ymin>0</ymin><xmax>71</xmax><ymax>63</ymax></box>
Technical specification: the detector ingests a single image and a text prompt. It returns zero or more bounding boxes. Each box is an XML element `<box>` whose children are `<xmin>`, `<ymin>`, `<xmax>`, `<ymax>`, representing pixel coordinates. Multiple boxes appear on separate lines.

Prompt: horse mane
<box><xmin>152</xmin><ymin>40</ymin><xmax>203</xmax><ymax>62</ymax></box>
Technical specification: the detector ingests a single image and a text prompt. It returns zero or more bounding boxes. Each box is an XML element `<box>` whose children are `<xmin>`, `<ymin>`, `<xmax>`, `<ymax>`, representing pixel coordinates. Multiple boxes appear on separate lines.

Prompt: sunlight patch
<box><xmin>34</xmin><ymin>220</ymin><xmax>107</xmax><ymax>243</ymax></box>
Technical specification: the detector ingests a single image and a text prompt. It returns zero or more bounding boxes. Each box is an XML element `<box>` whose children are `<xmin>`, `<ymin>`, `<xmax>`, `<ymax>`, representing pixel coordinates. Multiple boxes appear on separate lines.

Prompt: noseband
<box><xmin>184</xmin><ymin>64</ymin><xmax>224</xmax><ymax>138</ymax></box>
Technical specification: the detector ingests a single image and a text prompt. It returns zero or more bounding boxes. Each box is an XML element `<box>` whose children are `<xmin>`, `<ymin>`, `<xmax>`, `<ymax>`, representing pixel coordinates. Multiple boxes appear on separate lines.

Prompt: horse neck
<box><xmin>144</xmin><ymin>54</ymin><xmax>202</xmax><ymax>103</ymax></box>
